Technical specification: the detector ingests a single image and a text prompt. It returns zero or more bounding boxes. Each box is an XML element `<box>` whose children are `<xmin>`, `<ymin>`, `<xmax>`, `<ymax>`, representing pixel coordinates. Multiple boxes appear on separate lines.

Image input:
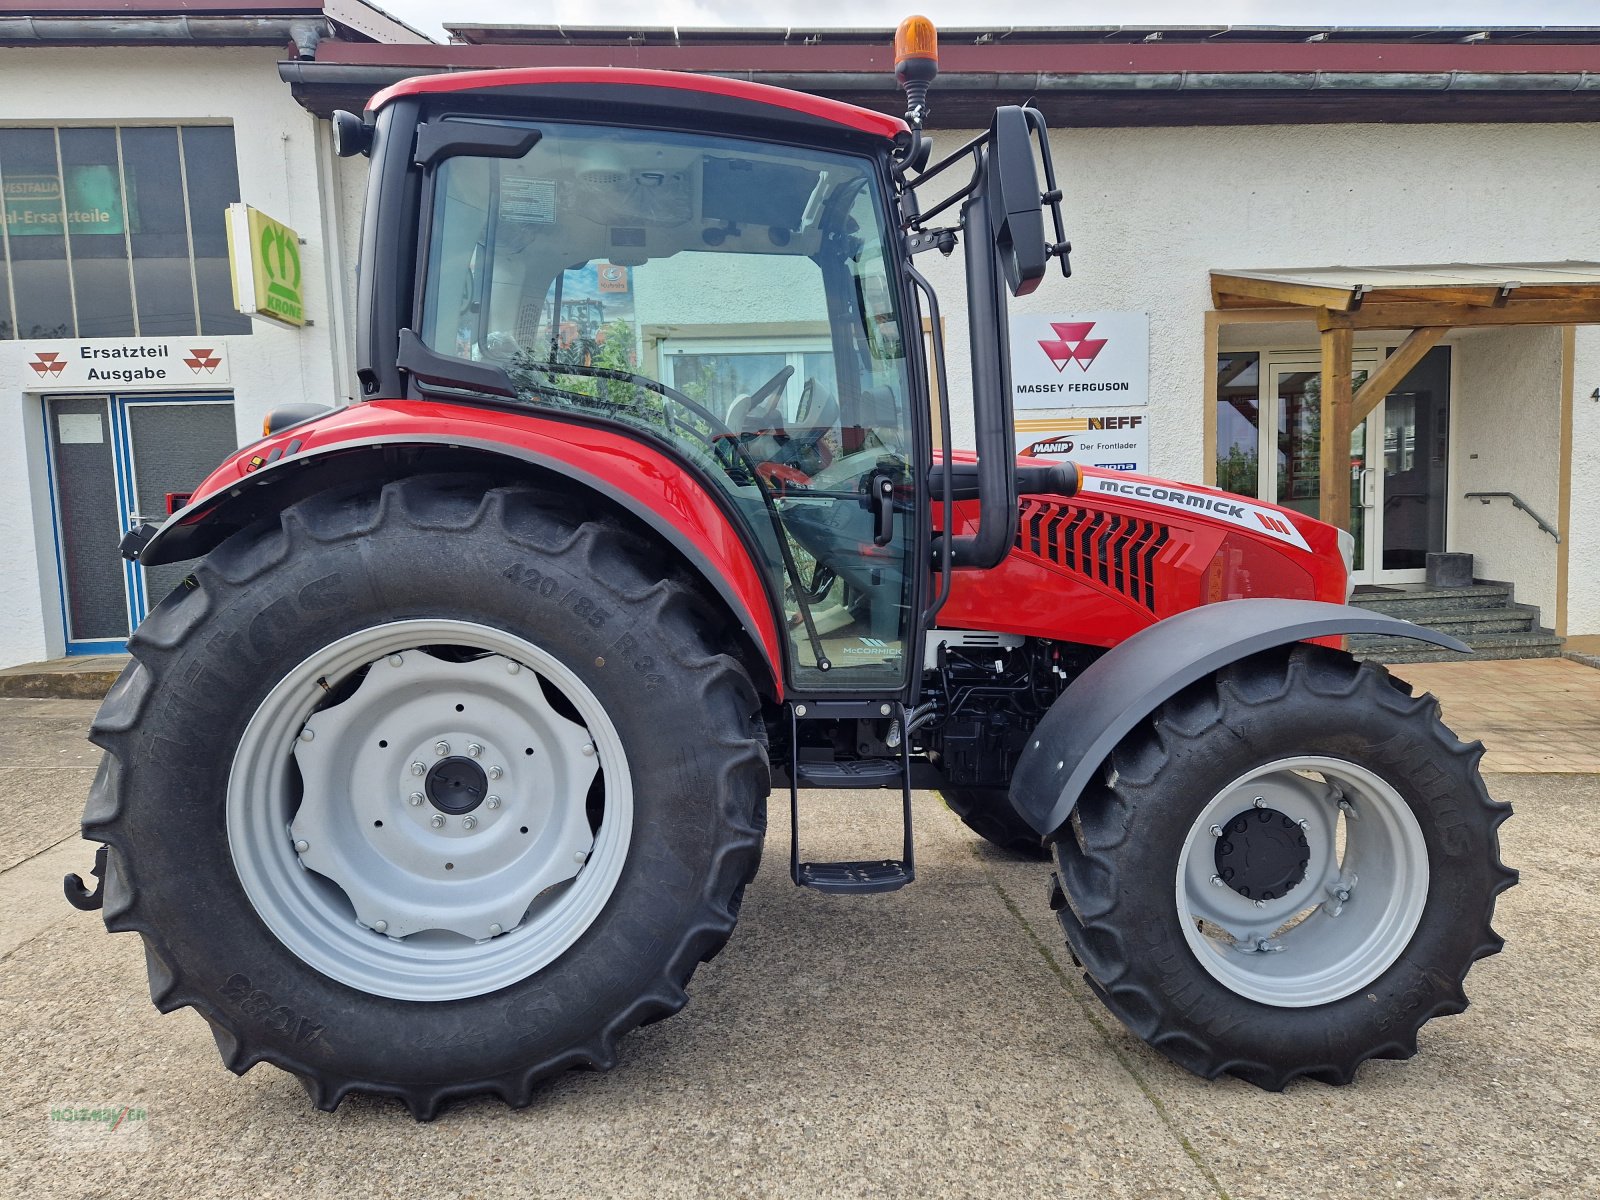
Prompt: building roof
<box><xmin>278</xmin><ymin>23</ymin><xmax>1600</xmax><ymax>125</ymax></box>
<box><xmin>0</xmin><ymin>0</ymin><xmax>431</xmax><ymax>46</ymax></box>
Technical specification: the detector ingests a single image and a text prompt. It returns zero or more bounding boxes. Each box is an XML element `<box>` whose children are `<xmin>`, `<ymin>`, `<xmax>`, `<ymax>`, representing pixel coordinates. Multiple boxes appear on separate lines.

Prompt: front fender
<box><xmin>1009</xmin><ymin>598</ymin><xmax>1468</xmax><ymax>840</ymax></box>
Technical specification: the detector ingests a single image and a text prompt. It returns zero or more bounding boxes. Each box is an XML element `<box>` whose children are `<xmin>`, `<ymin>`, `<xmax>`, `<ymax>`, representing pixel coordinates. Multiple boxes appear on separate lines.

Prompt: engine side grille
<box><xmin>1016</xmin><ymin>499</ymin><xmax>1170</xmax><ymax>611</ymax></box>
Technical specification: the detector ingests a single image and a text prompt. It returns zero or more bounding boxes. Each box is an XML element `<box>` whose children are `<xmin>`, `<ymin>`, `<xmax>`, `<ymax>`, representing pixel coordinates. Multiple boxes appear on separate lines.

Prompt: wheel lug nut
<box><xmin>434</xmin><ymin>741</ymin><xmax>450</xmax><ymax>756</ymax></box>
<box><xmin>505</xmin><ymin>661</ymin><xmax>520</xmax><ymax>674</ymax></box>
<box><xmin>462</xmin><ymin>816</ymin><xmax>478</xmax><ymax>830</ymax></box>
<box><xmin>1252</xmin><ymin>796</ymin><xmax>1265</xmax><ymax>808</ymax></box>
<box><xmin>387</xmin><ymin>654</ymin><xmax>403</xmax><ymax>667</ymax></box>
<box><xmin>408</xmin><ymin>792</ymin><xmax>424</xmax><ymax>807</ymax></box>
<box><xmin>488</xmin><ymin>923</ymin><xmax>503</xmax><ymax>936</ymax></box>
<box><xmin>373</xmin><ymin>920</ymin><xmax>388</xmax><ymax>933</ymax></box>
<box><xmin>1209</xmin><ymin>824</ymin><xmax>1223</xmax><ymax>838</ymax></box>
<box><xmin>488</xmin><ymin>765</ymin><xmax>503</xmax><ymax>780</ymax></box>
<box><xmin>575</xmin><ymin>851</ymin><xmax>587</xmax><ymax>864</ymax></box>
<box><xmin>467</xmin><ymin>743</ymin><xmax>483</xmax><ymax>758</ymax></box>
<box><xmin>293</xmin><ymin>839</ymin><xmax>309</xmax><ymax>853</ymax></box>
<box><xmin>411</xmin><ymin>762</ymin><xmax>426</xmax><ymax>777</ymax></box>
<box><xmin>1209</xmin><ymin>874</ymin><xmax>1225</xmax><ymax>888</ymax></box>
<box><xmin>581</xmin><ymin>744</ymin><xmax>596</xmax><ymax>757</ymax></box>
<box><xmin>1255</xmin><ymin>899</ymin><xmax>1267</xmax><ymax>909</ymax></box>
<box><xmin>430</xmin><ymin>814</ymin><xmax>445</xmax><ymax>829</ymax></box>
<box><xmin>298</xmin><ymin>728</ymin><xmax>314</xmax><ymax>743</ymax></box>
<box><xmin>486</xmin><ymin>795</ymin><xmax>501</xmax><ymax>810</ymax></box>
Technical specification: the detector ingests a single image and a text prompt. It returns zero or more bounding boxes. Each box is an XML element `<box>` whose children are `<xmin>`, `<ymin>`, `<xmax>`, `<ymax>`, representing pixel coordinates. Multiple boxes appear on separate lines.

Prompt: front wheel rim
<box><xmin>228</xmin><ymin>619</ymin><xmax>633</xmax><ymax>1003</ymax></box>
<box><xmin>1174</xmin><ymin>755</ymin><xmax>1429</xmax><ymax>1008</ymax></box>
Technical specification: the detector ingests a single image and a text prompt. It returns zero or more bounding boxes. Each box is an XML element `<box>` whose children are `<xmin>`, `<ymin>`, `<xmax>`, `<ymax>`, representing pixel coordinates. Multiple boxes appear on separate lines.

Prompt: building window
<box><xmin>0</xmin><ymin>125</ymin><xmax>249</xmax><ymax>341</ymax></box>
<box><xmin>1215</xmin><ymin>351</ymin><xmax>1260</xmax><ymax>497</ymax></box>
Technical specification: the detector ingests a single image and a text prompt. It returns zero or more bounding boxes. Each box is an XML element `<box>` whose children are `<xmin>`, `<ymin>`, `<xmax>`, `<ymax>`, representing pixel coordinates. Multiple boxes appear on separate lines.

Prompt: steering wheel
<box><xmin>728</xmin><ymin>365</ymin><xmax>795</xmax><ymax>433</ymax></box>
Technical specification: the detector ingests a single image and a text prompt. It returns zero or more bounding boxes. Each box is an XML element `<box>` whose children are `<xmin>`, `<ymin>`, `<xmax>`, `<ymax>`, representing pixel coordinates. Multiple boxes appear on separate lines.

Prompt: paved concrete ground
<box><xmin>1</xmin><ymin>665</ymin><xmax>1596</xmax><ymax>1198</ymax></box>
<box><xmin>1394</xmin><ymin>658</ymin><xmax>1600</xmax><ymax>773</ymax></box>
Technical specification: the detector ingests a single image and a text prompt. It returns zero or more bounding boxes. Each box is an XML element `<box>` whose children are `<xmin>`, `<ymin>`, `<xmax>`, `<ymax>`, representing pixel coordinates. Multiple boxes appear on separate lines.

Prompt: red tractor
<box><xmin>68</xmin><ymin>19</ymin><xmax>1513</xmax><ymax>1117</ymax></box>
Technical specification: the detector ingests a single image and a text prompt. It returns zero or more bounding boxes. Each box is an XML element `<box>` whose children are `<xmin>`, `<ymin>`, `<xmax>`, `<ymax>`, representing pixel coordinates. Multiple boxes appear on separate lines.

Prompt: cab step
<box><xmin>795</xmin><ymin>859</ymin><xmax>914</xmax><ymax>894</ymax></box>
<box><xmin>793</xmin><ymin>759</ymin><xmax>902</xmax><ymax>788</ymax></box>
<box><xmin>788</xmin><ymin>700</ymin><xmax>915</xmax><ymax>894</ymax></box>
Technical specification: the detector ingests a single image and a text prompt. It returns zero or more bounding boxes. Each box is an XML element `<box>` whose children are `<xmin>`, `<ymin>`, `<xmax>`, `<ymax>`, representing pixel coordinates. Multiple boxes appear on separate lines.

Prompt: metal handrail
<box><xmin>1463</xmin><ymin>491</ymin><xmax>1561</xmax><ymax>543</ymax></box>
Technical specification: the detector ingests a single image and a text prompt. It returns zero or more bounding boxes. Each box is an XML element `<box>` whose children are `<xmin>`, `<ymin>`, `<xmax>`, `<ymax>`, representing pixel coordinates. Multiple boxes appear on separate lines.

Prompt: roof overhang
<box><xmin>278</xmin><ymin>30</ymin><xmax>1600</xmax><ymax>124</ymax></box>
<box><xmin>1211</xmin><ymin>263</ymin><xmax>1600</xmax><ymax>329</ymax></box>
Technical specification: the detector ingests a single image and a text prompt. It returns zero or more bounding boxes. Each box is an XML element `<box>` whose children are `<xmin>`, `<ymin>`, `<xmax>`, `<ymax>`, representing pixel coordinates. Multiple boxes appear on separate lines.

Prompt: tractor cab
<box><xmin>334</xmin><ymin>38</ymin><xmax>1070</xmax><ymax>704</ymax></box>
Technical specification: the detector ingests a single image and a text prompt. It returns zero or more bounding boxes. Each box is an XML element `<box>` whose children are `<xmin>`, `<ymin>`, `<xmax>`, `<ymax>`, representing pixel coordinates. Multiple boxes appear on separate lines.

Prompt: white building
<box><xmin>4</xmin><ymin>13</ymin><xmax>1600</xmax><ymax>665</ymax></box>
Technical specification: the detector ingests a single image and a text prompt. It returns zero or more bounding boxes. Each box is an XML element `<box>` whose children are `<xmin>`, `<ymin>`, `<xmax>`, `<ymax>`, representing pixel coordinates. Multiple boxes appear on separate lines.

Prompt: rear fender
<box><xmin>1009</xmin><ymin>598</ymin><xmax>1468</xmax><ymax>840</ymax></box>
<box><xmin>133</xmin><ymin>402</ymin><xmax>785</xmax><ymax>697</ymax></box>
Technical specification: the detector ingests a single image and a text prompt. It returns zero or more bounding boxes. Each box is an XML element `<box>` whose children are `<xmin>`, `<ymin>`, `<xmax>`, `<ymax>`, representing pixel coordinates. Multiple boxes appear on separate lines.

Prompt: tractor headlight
<box><xmin>1336</xmin><ymin>528</ymin><xmax>1356</xmax><ymax>600</ymax></box>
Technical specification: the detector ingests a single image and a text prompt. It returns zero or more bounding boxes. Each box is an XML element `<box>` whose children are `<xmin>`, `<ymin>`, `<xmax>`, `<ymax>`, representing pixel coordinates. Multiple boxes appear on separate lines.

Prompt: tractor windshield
<box><xmin>417</xmin><ymin>120</ymin><xmax>920</xmax><ymax>690</ymax></box>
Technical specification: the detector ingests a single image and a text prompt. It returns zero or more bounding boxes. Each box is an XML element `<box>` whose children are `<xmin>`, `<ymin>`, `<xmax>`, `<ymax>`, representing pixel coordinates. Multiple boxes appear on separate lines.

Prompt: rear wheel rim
<box><xmin>228</xmin><ymin>619</ymin><xmax>632</xmax><ymax>1002</ymax></box>
<box><xmin>1174</xmin><ymin>755</ymin><xmax>1428</xmax><ymax>1008</ymax></box>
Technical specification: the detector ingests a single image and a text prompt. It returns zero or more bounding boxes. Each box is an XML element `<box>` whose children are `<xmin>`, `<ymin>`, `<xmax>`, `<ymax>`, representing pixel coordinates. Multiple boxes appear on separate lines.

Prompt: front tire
<box><xmin>1053</xmin><ymin>644</ymin><xmax>1516</xmax><ymax>1089</ymax></box>
<box><xmin>942</xmin><ymin>786</ymin><xmax>1048</xmax><ymax>859</ymax></box>
<box><xmin>82</xmin><ymin>477</ymin><xmax>769</xmax><ymax>1116</ymax></box>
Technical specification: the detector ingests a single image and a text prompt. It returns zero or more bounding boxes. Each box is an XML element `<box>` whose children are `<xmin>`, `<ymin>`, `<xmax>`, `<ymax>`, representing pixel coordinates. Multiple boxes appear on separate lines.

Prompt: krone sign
<box><xmin>1010</xmin><ymin>311</ymin><xmax>1149</xmax><ymax>409</ymax></box>
<box><xmin>226</xmin><ymin>203</ymin><xmax>306</xmax><ymax>328</ymax></box>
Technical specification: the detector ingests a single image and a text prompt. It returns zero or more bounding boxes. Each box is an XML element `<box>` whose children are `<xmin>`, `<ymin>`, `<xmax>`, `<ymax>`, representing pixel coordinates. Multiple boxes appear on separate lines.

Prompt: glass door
<box><xmin>43</xmin><ymin>392</ymin><xmax>237</xmax><ymax>653</ymax></box>
<box><xmin>1262</xmin><ymin>355</ymin><xmax>1382</xmax><ymax>585</ymax></box>
<box><xmin>1257</xmin><ymin>348</ymin><xmax>1452</xmax><ymax>584</ymax></box>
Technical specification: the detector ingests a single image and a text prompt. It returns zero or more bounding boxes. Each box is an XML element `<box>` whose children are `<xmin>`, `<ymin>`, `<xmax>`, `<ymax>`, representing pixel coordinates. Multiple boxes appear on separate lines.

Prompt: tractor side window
<box><xmin>417</xmin><ymin>122</ymin><xmax>919</xmax><ymax>692</ymax></box>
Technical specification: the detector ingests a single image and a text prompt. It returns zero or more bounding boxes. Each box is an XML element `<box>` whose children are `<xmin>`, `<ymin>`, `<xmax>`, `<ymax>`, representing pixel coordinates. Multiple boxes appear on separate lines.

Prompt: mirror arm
<box><xmin>947</xmin><ymin>151</ymin><xmax>1018</xmax><ymax>571</ymax></box>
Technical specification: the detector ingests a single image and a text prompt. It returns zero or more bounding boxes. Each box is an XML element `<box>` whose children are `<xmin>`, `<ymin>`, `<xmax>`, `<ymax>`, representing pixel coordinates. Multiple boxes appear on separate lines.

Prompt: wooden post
<box><xmin>1318</xmin><ymin>316</ymin><xmax>1354</xmax><ymax>531</ymax></box>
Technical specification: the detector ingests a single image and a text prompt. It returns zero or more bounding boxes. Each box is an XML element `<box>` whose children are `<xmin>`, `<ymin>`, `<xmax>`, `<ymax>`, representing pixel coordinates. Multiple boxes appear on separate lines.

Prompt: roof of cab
<box><xmin>367</xmin><ymin>66</ymin><xmax>908</xmax><ymax>140</ymax></box>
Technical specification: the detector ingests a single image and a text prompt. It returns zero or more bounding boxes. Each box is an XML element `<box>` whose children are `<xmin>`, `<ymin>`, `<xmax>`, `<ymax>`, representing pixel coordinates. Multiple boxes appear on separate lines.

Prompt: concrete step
<box><xmin>1351</xmin><ymin>582</ymin><xmax>1515</xmax><ymax>617</ymax></box>
<box><xmin>1391</xmin><ymin>603</ymin><xmax>1542</xmax><ymax>637</ymax></box>
<box><xmin>0</xmin><ymin>655</ymin><xmax>129</xmax><ymax>700</ymax></box>
<box><xmin>1349</xmin><ymin>629</ymin><xmax>1564</xmax><ymax>664</ymax></box>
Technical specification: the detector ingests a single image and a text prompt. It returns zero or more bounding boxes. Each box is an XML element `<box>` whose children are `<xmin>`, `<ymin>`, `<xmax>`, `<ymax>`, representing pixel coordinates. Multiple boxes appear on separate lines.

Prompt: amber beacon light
<box><xmin>894</xmin><ymin>15</ymin><xmax>939</xmax><ymax>127</ymax></box>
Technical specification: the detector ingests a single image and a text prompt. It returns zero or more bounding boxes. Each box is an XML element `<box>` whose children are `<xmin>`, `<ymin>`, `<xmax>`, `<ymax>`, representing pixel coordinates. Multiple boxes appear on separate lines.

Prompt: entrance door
<box><xmin>43</xmin><ymin>393</ymin><xmax>238</xmax><ymax>653</ymax></box>
<box><xmin>1258</xmin><ymin>348</ymin><xmax>1450</xmax><ymax>585</ymax></box>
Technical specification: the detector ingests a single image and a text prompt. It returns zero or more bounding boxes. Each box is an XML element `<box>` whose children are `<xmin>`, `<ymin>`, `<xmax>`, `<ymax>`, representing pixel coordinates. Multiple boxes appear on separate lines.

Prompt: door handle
<box><xmin>868</xmin><ymin>473</ymin><xmax>895</xmax><ymax>546</ymax></box>
<box><xmin>1357</xmin><ymin>468</ymin><xmax>1376</xmax><ymax>509</ymax></box>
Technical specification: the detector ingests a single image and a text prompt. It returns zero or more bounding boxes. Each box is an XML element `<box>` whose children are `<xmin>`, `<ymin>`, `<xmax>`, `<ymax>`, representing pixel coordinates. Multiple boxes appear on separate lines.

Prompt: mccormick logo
<box><xmin>1038</xmin><ymin>321</ymin><xmax>1108</xmax><ymax>373</ymax></box>
<box><xmin>29</xmin><ymin>352</ymin><xmax>67</xmax><ymax>378</ymax></box>
<box><xmin>184</xmin><ymin>348</ymin><xmax>221</xmax><ymax>374</ymax></box>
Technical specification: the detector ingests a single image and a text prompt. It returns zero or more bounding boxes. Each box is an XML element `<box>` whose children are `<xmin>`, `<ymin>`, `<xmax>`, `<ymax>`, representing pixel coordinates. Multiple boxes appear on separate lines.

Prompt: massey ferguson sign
<box><xmin>17</xmin><ymin>338</ymin><xmax>231</xmax><ymax>390</ymax></box>
<box><xmin>1010</xmin><ymin>311</ymin><xmax>1149</xmax><ymax>410</ymax></box>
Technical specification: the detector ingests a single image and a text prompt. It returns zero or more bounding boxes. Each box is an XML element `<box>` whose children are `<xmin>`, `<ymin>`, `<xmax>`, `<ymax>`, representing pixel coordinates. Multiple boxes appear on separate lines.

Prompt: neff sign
<box><xmin>1010</xmin><ymin>311</ymin><xmax>1149</xmax><ymax>409</ymax></box>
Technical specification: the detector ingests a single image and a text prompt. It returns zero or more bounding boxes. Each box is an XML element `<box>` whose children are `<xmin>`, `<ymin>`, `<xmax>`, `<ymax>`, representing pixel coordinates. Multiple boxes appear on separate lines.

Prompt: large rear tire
<box><xmin>1052</xmin><ymin>644</ymin><xmax>1515</xmax><ymax>1089</ymax></box>
<box><xmin>82</xmin><ymin>477</ymin><xmax>769</xmax><ymax>1117</ymax></box>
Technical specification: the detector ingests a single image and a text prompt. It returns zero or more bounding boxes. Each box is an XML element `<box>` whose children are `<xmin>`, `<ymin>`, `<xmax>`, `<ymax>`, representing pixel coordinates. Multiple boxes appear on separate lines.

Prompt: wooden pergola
<box><xmin>1209</xmin><ymin>262</ymin><xmax>1600</xmax><ymax>530</ymax></box>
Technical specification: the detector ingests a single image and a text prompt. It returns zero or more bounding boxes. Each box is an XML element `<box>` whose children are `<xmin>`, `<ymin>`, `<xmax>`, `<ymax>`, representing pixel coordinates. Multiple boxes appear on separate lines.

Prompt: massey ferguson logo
<box><xmin>29</xmin><ymin>352</ymin><xmax>66</xmax><ymax>379</ymax></box>
<box><xmin>1038</xmin><ymin>321</ymin><xmax>1108</xmax><ymax>373</ymax></box>
<box><xmin>184</xmin><ymin>348</ymin><xmax>221</xmax><ymax>374</ymax></box>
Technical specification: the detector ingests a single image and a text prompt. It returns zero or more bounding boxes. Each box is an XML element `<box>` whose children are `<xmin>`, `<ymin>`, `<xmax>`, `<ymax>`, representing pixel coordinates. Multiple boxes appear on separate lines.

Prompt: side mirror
<box><xmin>985</xmin><ymin>106</ymin><xmax>1048</xmax><ymax>297</ymax></box>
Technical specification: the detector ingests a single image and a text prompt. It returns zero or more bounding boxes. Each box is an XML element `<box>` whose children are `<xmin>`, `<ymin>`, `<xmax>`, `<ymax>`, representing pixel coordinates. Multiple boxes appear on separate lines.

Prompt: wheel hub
<box><xmin>286</xmin><ymin>648</ymin><xmax>600</xmax><ymax>941</ymax></box>
<box><xmin>426</xmin><ymin>756</ymin><xmax>487</xmax><ymax>815</ymax></box>
<box><xmin>1213</xmin><ymin>807</ymin><xmax>1310</xmax><ymax>901</ymax></box>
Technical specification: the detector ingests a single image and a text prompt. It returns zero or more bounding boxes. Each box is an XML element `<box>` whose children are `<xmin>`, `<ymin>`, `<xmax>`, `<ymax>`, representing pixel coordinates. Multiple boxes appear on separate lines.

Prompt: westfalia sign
<box><xmin>1010</xmin><ymin>311</ymin><xmax>1149</xmax><ymax>409</ymax></box>
<box><xmin>19</xmin><ymin>339</ymin><xmax>231</xmax><ymax>390</ymax></box>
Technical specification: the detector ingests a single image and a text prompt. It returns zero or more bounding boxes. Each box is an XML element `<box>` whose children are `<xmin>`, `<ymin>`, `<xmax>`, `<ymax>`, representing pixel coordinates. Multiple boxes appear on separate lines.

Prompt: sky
<box><xmin>375</xmin><ymin>1</ymin><xmax>1600</xmax><ymax>42</ymax></box>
